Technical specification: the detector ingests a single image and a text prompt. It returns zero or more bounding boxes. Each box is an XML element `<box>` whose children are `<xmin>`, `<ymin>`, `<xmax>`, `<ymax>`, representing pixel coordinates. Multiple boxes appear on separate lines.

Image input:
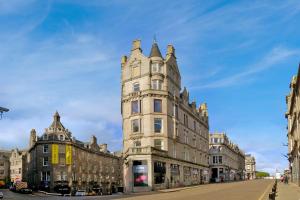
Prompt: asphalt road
<box><xmin>0</xmin><ymin>179</ymin><xmax>273</xmax><ymax>200</ymax></box>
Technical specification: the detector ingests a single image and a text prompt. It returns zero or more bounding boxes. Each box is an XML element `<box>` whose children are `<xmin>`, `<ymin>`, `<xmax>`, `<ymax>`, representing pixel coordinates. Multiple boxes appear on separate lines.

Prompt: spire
<box><xmin>149</xmin><ymin>39</ymin><xmax>163</xmax><ymax>58</ymax></box>
<box><xmin>50</xmin><ymin>111</ymin><xmax>65</xmax><ymax>130</ymax></box>
<box><xmin>54</xmin><ymin>111</ymin><xmax>60</xmax><ymax>121</ymax></box>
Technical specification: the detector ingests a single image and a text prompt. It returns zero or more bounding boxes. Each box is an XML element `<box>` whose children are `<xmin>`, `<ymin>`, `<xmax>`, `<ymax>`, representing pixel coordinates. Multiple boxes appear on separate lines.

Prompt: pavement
<box><xmin>0</xmin><ymin>179</ymin><xmax>274</xmax><ymax>200</ymax></box>
<box><xmin>277</xmin><ymin>181</ymin><xmax>300</xmax><ymax>200</ymax></box>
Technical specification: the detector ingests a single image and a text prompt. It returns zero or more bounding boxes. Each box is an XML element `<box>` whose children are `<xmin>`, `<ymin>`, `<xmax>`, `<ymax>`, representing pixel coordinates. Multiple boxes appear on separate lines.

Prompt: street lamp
<box><xmin>0</xmin><ymin>107</ymin><xmax>9</xmax><ymax>119</ymax></box>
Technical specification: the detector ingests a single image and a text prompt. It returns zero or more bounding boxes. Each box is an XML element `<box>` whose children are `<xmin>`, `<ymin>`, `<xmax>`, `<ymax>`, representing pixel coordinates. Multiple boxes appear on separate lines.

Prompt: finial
<box><xmin>153</xmin><ymin>34</ymin><xmax>157</xmax><ymax>44</ymax></box>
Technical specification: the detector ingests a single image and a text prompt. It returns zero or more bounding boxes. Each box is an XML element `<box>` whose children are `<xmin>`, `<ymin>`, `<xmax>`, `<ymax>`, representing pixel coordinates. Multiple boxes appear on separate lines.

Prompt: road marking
<box><xmin>258</xmin><ymin>181</ymin><xmax>274</xmax><ymax>200</ymax></box>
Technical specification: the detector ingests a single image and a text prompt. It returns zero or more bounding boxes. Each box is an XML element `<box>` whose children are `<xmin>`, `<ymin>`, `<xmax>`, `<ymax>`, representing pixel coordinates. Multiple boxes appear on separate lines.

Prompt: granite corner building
<box><xmin>121</xmin><ymin>40</ymin><xmax>210</xmax><ymax>193</ymax></box>
<box><xmin>27</xmin><ymin>112</ymin><xmax>123</xmax><ymax>193</ymax></box>
<box><xmin>245</xmin><ymin>154</ymin><xmax>256</xmax><ymax>180</ymax></box>
<box><xmin>208</xmin><ymin>133</ymin><xmax>245</xmax><ymax>182</ymax></box>
<box><xmin>286</xmin><ymin>65</ymin><xmax>300</xmax><ymax>186</ymax></box>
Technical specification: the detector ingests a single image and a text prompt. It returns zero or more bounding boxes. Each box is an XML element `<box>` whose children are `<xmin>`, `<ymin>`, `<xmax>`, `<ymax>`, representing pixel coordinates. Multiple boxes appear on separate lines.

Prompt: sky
<box><xmin>0</xmin><ymin>0</ymin><xmax>300</xmax><ymax>175</ymax></box>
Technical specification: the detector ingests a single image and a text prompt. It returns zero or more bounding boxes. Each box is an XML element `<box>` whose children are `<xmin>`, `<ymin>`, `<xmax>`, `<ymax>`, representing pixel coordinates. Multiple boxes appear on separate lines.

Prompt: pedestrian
<box><xmin>284</xmin><ymin>175</ymin><xmax>289</xmax><ymax>184</ymax></box>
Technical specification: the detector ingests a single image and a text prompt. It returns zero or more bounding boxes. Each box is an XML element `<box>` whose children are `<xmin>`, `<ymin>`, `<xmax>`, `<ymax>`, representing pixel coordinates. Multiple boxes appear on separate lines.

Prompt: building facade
<box><xmin>0</xmin><ymin>150</ymin><xmax>10</xmax><ymax>187</ymax></box>
<box><xmin>27</xmin><ymin>112</ymin><xmax>122</xmax><ymax>193</ymax></box>
<box><xmin>286</xmin><ymin>67</ymin><xmax>300</xmax><ymax>186</ymax></box>
<box><xmin>209</xmin><ymin>133</ymin><xmax>245</xmax><ymax>182</ymax></box>
<box><xmin>245</xmin><ymin>154</ymin><xmax>256</xmax><ymax>180</ymax></box>
<box><xmin>10</xmin><ymin>148</ymin><xmax>28</xmax><ymax>183</ymax></box>
<box><xmin>121</xmin><ymin>40</ymin><xmax>210</xmax><ymax>193</ymax></box>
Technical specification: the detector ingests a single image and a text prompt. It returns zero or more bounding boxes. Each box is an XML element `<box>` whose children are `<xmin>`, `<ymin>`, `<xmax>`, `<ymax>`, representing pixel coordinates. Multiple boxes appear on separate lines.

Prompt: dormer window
<box><xmin>43</xmin><ymin>135</ymin><xmax>48</xmax><ymax>140</ymax></box>
<box><xmin>151</xmin><ymin>62</ymin><xmax>163</xmax><ymax>73</ymax></box>
<box><xmin>59</xmin><ymin>135</ymin><xmax>64</xmax><ymax>141</ymax></box>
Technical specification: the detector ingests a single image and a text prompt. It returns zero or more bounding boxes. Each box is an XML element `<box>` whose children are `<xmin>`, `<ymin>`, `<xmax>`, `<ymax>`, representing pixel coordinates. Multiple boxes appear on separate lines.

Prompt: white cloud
<box><xmin>191</xmin><ymin>46</ymin><xmax>300</xmax><ymax>89</ymax></box>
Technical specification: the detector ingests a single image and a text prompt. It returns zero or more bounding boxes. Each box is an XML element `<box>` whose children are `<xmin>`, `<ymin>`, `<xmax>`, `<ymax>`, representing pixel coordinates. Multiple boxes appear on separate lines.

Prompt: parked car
<box><xmin>0</xmin><ymin>191</ymin><xmax>3</xmax><ymax>199</ymax></box>
<box><xmin>75</xmin><ymin>190</ymin><xmax>86</xmax><ymax>196</ymax></box>
<box><xmin>19</xmin><ymin>188</ymin><xmax>33</xmax><ymax>194</ymax></box>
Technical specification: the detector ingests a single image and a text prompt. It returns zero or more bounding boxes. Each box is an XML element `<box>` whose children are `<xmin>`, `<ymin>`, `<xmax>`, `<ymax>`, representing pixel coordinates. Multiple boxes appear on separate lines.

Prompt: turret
<box><xmin>149</xmin><ymin>40</ymin><xmax>163</xmax><ymax>59</ymax></box>
<box><xmin>166</xmin><ymin>44</ymin><xmax>176</xmax><ymax>59</ymax></box>
<box><xmin>90</xmin><ymin>135</ymin><xmax>99</xmax><ymax>151</ymax></box>
<box><xmin>29</xmin><ymin>129</ymin><xmax>37</xmax><ymax>148</ymax></box>
<box><xmin>199</xmin><ymin>103</ymin><xmax>208</xmax><ymax>117</ymax></box>
<box><xmin>99</xmin><ymin>143</ymin><xmax>108</xmax><ymax>153</ymax></box>
<box><xmin>131</xmin><ymin>39</ymin><xmax>142</xmax><ymax>53</ymax></box>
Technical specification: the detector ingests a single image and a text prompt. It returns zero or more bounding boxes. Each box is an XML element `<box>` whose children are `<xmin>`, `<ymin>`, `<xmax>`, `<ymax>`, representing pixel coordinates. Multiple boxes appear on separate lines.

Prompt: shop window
<box><xmin>154</xmin><ymin>161</ymin><xmax>166</xmax><ymax>184</ymax></box>
<box><xmin>41</xmin><ymin>171</ymin><xmax>50</xmax><ymax>181</ymax></box>
<box><xmin>133</xmin><ymin>160</ymin><xmax>148</xmax><ymax>186</ymax></box>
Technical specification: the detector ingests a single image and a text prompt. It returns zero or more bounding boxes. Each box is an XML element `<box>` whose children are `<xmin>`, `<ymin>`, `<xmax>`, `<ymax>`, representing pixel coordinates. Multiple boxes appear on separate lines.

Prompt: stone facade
<box><xmin>245</xmin><ymin>154</ymin><xmax>256</xmax><ymax>180</ymax></box>
<box><xmin>209</xmin><ymin>133</ymin><xmax>245</xmax><ymax>182</ymax></box>
<box><xmin>0</xmin><ymin>150</ymin><xmax>10</xmax><ymax>186</ymax></box>
<box><xmin>121</xmin><ymin>40</ymin><xmax>210</xmax><ymax>193</ymax></box>
<box><xmin>27</xmin><ymin>112</ymin><xmax>123</xmax><ymax>193</ymax></box>
<box><xmin>286</xmin><ymin>66</ymin><xmax>300</xmax><ymax>186</ymax></box>
<box><xmin>10</xmin><ymin>148</ymin><xmax>28</xmax><ymax>183</ymax></box>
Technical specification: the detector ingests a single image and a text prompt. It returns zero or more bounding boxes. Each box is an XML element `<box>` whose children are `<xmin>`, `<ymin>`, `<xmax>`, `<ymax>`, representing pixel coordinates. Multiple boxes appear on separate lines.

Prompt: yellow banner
<box><xmin>66</xmin><ymin>145</ymin><xmax>72</xmax><ymax>165</ymax></box>
<box><xmin>52</xmin><ymin>144</ymin><xmax>59</xmax><ymax>164</ymax></box>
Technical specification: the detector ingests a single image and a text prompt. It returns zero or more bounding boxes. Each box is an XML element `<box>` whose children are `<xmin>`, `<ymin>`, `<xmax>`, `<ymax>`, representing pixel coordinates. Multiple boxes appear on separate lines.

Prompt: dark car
<box><xmin>19</xmin><ymin>188</ymin><xmax>33</xmax><ymax>194</ymax></box>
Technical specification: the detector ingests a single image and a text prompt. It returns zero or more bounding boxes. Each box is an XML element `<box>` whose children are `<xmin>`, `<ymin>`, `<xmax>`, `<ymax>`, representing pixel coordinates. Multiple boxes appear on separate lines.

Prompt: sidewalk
<box><xmin>277</xmin><ymin>182</ymin><xmax>300</xmax><ymax>200</ymax></box>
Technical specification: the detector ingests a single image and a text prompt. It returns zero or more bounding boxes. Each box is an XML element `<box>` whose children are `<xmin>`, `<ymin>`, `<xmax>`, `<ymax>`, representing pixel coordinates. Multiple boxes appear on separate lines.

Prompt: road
<box><xmin>0</xmin><ymin>179</ymin><xmax>273</xmax><ymax>200</ymax></box>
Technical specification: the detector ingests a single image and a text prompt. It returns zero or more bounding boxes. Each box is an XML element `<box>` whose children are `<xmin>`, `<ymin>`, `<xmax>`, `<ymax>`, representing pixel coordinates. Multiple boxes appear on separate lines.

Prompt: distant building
<box><xmin>209</xmin><ymin>133</ymin><xmax>245</xmax><ymax>182</ymax></box>
<box><xmin>10</xmin><ymin>148</ymin><xmax>28</xmax><ymax>183</ymax></box>
<box><xmin>27</xmin><ymin>112</ymin><xmax>123</xmax><ymax>193</ymax></box>
<box><xmin>121</xmin><ymin>40</ymin><xmax>210</xmax><ymax>193</ymax></box>
<box><xmin>245</xmin><ymin>154</ymin><xmax>256</xmax><ymax>180</ymax></box>
<box><xmin>286</xmin><ymin>66</ymin><xmax>300</xmax><ymax>186</ymax></box>
<box><xmin>0</xmin><ymin>150</ymin><xmax>11</xmax><ymax>187</ymax></box>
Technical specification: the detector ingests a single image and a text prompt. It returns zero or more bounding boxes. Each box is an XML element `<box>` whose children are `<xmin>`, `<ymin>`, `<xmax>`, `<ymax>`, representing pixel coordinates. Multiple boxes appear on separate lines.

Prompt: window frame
<box><xmin>154</xmin><ymin>99</ymin><xmax>162</xmax><ymax>113</ymax></box>
<box><xmin>43</xmin><ymin>157</ymin><xmax>49</xmax><ymax>166</ymax></box>
<box><xmin>133</xmin><ymin>82</ymin><xmax>140</xmax><ymax>92</ymax></box>
<box><xmin>154</xmin><ymin>118</ymin><xmax>162</xmax><ymax>133</ymax></box>
<box><xmin>43</xmin><ymin>144</ymin><xmax>49</xmax><ymax>153</ymax></box>
<box><xmin>154</xmin><ymin>139</ymin><xmax>163</xmax><ymax>150</ymax></box>
<box><xmin>151</xmin><ymin>79</ymin><xmax>162</xmax><ymax>90</ymax></box>
<box><xmin>132</xmin><ymin>119</ymin><xmax>140</xmax><ymax>133</ymax></box>
<box><xmin>131</xmin><ymin>100</ymin><xmax>140</xmax><ymax>114</ymax></box>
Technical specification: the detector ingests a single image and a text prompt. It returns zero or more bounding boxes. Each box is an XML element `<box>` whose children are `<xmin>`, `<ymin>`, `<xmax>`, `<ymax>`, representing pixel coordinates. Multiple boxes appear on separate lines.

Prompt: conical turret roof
<box><xmin>149</xmin><ymin>42</ymin><xmax>163</xmax><ymax>58</ymax></box>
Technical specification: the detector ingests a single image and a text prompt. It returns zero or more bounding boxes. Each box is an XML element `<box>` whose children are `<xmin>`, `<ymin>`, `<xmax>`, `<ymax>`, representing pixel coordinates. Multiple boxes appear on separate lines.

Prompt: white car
<box><xmin>0</xmin><ymin>191</ymin><xmax>3</xmax><ymax>199</ymax></box>
<box><xmin>75</xmin><ymin>190</ymin><xmax>86</xmax><ymax>196</ymax></box>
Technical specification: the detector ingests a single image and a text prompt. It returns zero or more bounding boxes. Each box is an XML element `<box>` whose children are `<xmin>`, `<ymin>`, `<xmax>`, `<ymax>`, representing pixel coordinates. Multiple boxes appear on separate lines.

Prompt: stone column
<box><xmin>147</xmin><ymin>157</ymin><xmax>153</xmax><ymax>190</ymax></box>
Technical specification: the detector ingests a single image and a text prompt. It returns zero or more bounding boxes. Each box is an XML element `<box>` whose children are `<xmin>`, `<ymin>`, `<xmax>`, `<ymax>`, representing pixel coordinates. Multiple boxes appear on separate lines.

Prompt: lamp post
<box><xmin>0</xmin><ymin>107</ymin><xmax>9</xmax><ymax>119</ymax></box>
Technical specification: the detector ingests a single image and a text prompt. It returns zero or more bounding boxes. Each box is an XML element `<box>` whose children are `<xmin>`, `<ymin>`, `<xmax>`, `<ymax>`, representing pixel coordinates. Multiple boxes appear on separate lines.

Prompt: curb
<box><xmin>37</xmin><ymin>190</ymin><xmax>62</xmax><ymax>196</ymax></box>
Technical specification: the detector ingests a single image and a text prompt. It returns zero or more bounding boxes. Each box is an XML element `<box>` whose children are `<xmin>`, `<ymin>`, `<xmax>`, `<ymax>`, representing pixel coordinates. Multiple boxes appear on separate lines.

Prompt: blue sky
<box><xmin>0</xmin><ymin>0</ymin><xmax>299</xmax><ymax>174</ymax></box>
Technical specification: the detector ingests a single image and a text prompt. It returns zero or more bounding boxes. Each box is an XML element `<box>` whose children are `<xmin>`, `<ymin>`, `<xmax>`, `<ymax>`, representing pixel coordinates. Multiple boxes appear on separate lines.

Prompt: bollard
<box><xmin>269</xmin><ymin>192</ymin><xmax>275</xmax><ymax>200</ymax></box>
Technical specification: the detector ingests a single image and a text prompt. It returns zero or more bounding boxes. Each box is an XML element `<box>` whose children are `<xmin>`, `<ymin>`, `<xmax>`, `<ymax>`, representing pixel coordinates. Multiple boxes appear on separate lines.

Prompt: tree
<box><xmin>256</xmin><ymin>171</ymin><xmax>270</xmax><ymax>178</ymax></box>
